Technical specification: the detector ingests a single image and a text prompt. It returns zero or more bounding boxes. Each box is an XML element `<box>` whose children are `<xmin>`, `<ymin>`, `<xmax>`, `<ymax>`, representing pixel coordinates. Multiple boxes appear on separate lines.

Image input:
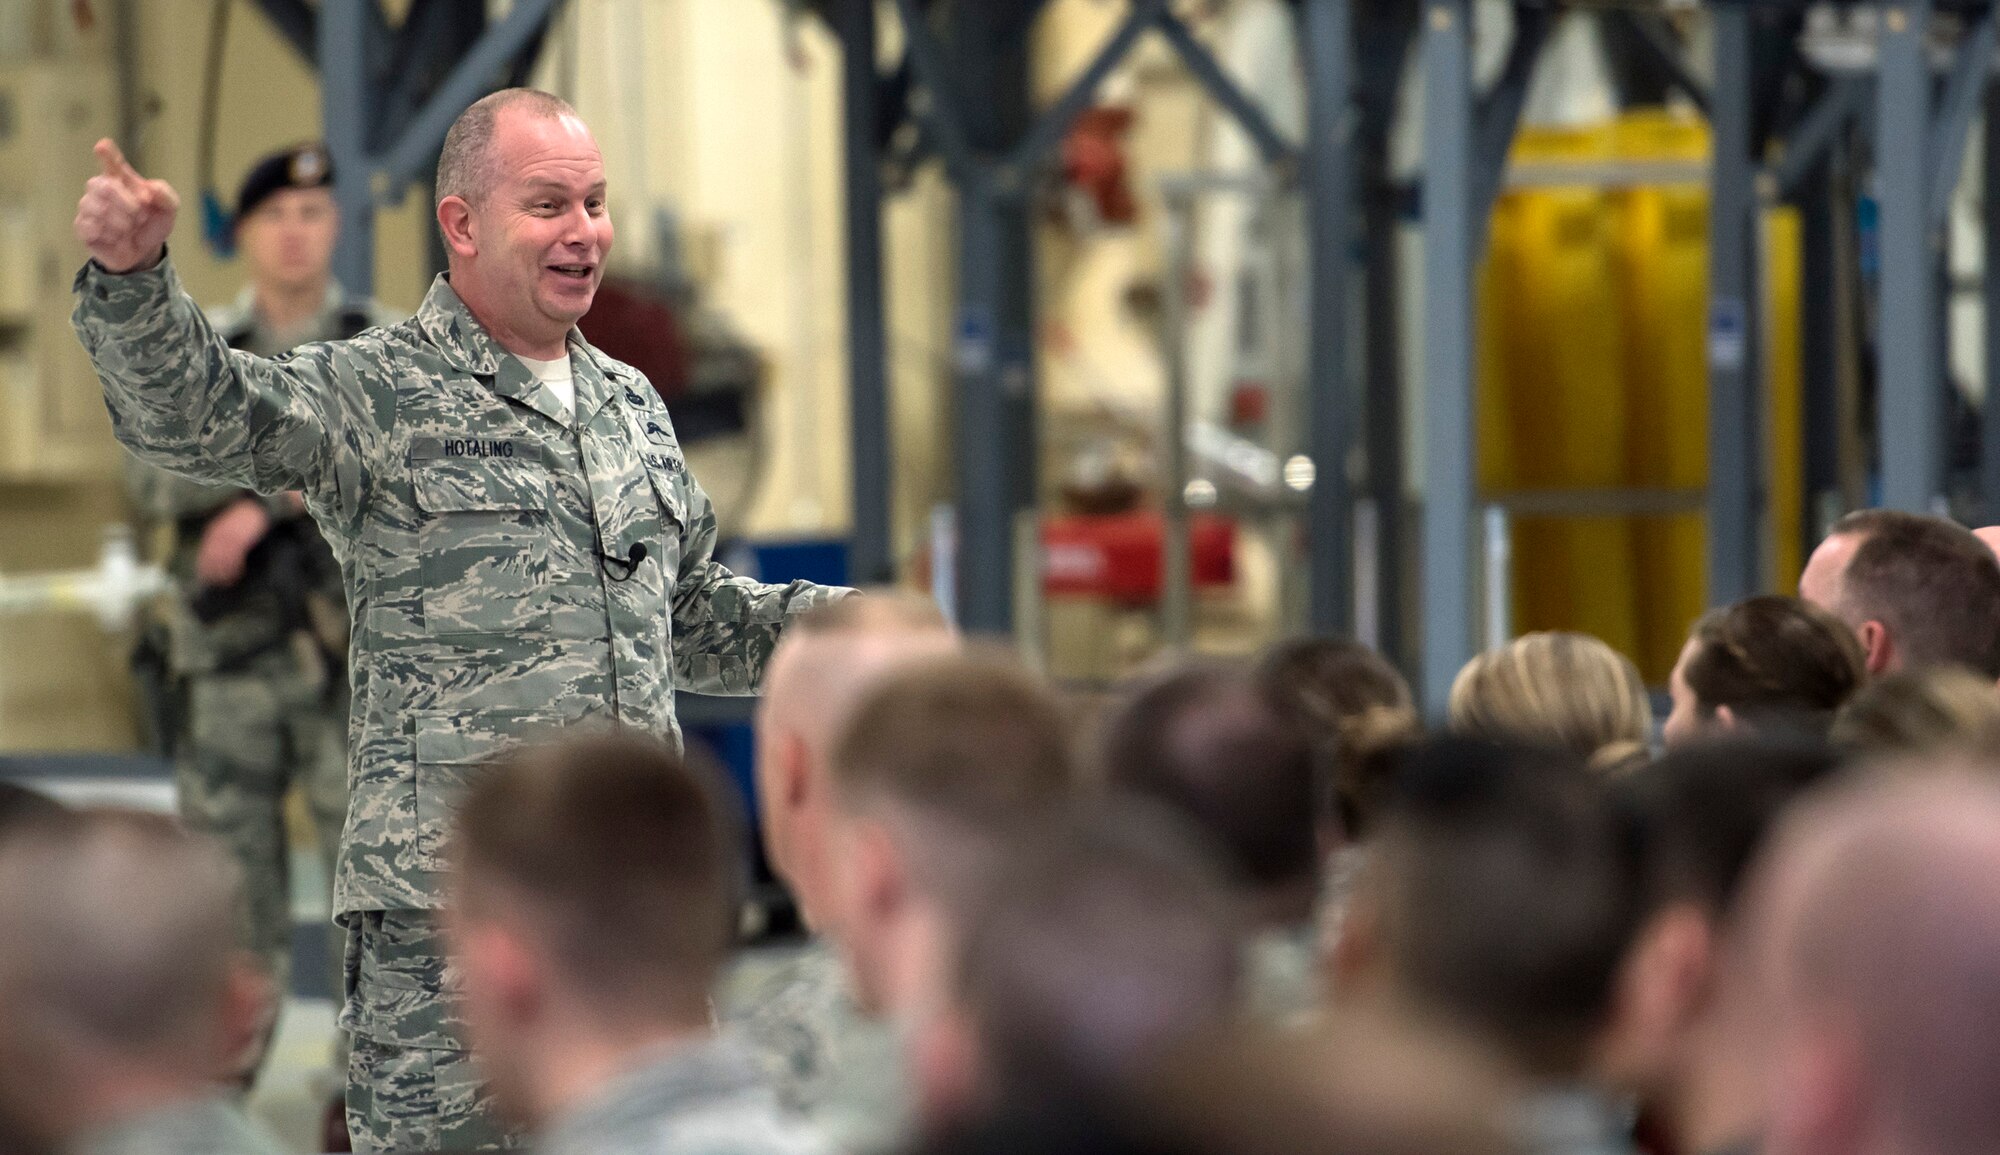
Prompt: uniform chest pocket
<box><xmin>645</xmin><ymin>463</ymin><xmax>690</xmax><ymax>587</ymax></box>
<box><xmin>412</xmin><ymin>465</ymin><xmax>553</xmax><ymax>637</ymax></box>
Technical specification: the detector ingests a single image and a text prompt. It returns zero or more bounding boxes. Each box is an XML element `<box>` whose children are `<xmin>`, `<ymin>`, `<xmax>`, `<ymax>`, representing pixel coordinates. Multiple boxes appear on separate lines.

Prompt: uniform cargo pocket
<box><xmin>413</xmin><ymin>465</ymin><xmax>553</xmax><ymax>637</ymax></box>
<box><xmin>410</xmin><ymin>709</ymin><xmax>566</xmax><ymax>873</ymax></box>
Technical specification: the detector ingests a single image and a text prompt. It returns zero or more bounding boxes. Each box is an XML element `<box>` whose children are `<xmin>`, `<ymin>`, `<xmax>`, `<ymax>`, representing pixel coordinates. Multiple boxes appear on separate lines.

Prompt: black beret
<box><xmin>235</xmin><ymin>143</ymin><xmax>334</xmax><ymax>222</ymax></box>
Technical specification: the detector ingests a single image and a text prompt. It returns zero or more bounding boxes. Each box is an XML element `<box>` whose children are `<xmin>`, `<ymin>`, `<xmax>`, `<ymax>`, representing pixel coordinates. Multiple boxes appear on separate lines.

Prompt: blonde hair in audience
<box><xmin>1831</xmin><ymin>665</ymin><xmax>2000</xmax><ymax>759</ymax></box>
<box><xmin>1448</xmin><ymin>632</ymin><xmax>1652</xmax><ymax>772</ymax></box>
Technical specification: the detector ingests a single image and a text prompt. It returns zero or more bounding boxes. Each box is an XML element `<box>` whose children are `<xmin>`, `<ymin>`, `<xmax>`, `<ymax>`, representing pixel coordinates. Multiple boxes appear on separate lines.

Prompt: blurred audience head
<box><xmin>1664</xmin><ymin>596</ymin><xmax>1867</xmax><ymax>749</ymax></box>
<box><xmin>1734</xmin><ymin>772</ymin><xmax>2000</xmax><ymax>1155</ymax></box>
<box><xmin>446</xmin><ymin>732</ymin><xmax>740</xmax><ymax>1129</ymax></box>
<box><xmin>1830</xmin><ymin>665</ymin><xmax>2000</xmax><ymax>759</ymax></box>
<box><xmin>0</xmin><ymin>809</ymin><xmax>267</xmax><ymax>1146</ymax></box>
<box><xmin>903</xmin><ymin>805</ymin><xmax>1240</xmax><ymax>1133</ymax></box>
<box><xmin>1257</xmin><ymin>638</ymin><xmax>1420</xmax><ymax>842</ymax></box>
<box><xmin>1799</xmin><ymin>510</ymin><xmax>2000</xmax><ymax>678</ymax></box>
<box><xmin>754</xmin><ymin>593</ymin><xmax>954</xmax><ymax>931</ymax></box>
<box><xmin>827</xmin><ymin>646</ymin><xmax>1079</xmax><ymax>1016</ymax></box>
<box><xmin>0</xmin><ymin>782</ymin><xmax>61</xmax><ymax>839</ymax></box>
<box><xmin>1593</xmin><ymin>741</ymin><xmax>1842</xmax><ymax>1150</ymax></box>
<box><xmin>1448</xmin><ymin>633</ymin><xmax>1652</xmax><ymax>773</ymax></box>
<box><xmin>1100</xmin><ymin>661</ymin><xmax>1322</xmax><ymax>923</ymax></box>
<box><xmin>1332</xmin><ymin>739</ymin><xmax>1644</xmax><ymax>1083</ymax></box>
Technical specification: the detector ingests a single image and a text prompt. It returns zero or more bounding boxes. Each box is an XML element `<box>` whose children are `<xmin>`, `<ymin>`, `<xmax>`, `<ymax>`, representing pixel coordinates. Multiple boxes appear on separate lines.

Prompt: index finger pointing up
<box><xmin>94</xmin><ymin>138</ymin><xmax>139</xmax><ymax>185</ymax></box>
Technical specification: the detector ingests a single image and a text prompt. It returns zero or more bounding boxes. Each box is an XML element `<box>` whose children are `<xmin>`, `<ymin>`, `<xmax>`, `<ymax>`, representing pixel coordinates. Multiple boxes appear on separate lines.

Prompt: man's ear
<box><xmin>436</xmin><ymin>195</ymin><xmax>478</xmax><ymax>260</ymax></box>
<box><xmin>1858</xmin><ymin>620</ymin><xmax>1894</xmax><ymax>675</ymax></box>
<box><xmin>1328</xmin><ymin>882</ymin><xmax>1384</xmax><ymax>999</ymax></box>
<box><xmin>1594</xmin><ymin>905</ymin><xmax>1717</xmax><ymax>1088</ymax></box>
<box><xmin>214</xmin><ymin>952</ymin><xmax>279</xmax><ymax>1083</ymax></box>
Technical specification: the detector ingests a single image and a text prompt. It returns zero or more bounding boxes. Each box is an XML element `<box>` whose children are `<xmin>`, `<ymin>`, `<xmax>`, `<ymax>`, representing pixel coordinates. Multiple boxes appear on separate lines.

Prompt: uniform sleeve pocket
<box><xmin>413</xmin><ymin>464</ymin><xmax>553</xmax><ymax>636</ymax></box>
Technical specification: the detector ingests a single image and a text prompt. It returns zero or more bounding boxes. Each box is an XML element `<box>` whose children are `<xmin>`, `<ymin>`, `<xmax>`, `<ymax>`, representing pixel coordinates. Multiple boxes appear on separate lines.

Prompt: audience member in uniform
<box><xmin>1593</xmin><ymin>741</ymin><xmax>1843</xmax><ymax>1155</ymax></box>
<box><xmin>0</xmin><ymin>809</ymin><xmax>282</xmax><ymax>1155</ymax></box>
<box><xmin>1330</xmin><ymin>739</ymin><xmax>1646</xmax><ymax>1155</ymax></box>
<box><xmin>1729</xmin><ymin>771</ymin><xmax>2000</xmax><ymax>1155</ymax></box>
<box><xmin>1099</xmin><ymin>662</ymin><xmax>1328</xmax><ymax>1024</ymax></box>
<box><xmin>1829</xmin><ymin>665</ymin><xmax>2000</xmax><ymax>759</ymax></box>
<box><xmin>1661</xmin><ymin>597</ymin><xmax>1867</xmax><ymax>749</ymax></box>
<box><xmin>1798</xmin><ymin>509</ymin><xmax>2000</xmax><ymax>678</ymax></box>
<box><xmin>901</xmin><ymin>806</ymin><xmax>1241</xmax><ymax>1140</ymax></box>
<box><xmin>824</xmin><ymin>647</ymin><xmax>1080</xmax><ymax>1022</ymax></box>
<box><xmin>720</xmin><ymin>594</ymin><xmax>955</xmax><ymax>1146</ymax></box>
<box><xmin>1449</xmin><ymin>633</ymin><xmax>1652</xmax><ymax>773</ymax></box>
<box><xmin>445</xmin><ymin>733</ymin><xmax>824</xmax><ymax>1155</ymax></box>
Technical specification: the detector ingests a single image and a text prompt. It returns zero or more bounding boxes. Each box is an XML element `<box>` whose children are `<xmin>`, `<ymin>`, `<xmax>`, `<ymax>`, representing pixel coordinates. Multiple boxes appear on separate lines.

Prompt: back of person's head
<box><xmin>1591</xmin><ymin>741</ymin><xmax>1847</xmax><ymax>1100</ymax></box>
<box><xmin>755</xmin><ymin>592</ymin><xmax>955</xmax><ymax>928</ymax></box>
<box><xmin>1620</xmin><ymin>741</ymin><xmax>1845</xmax><ymax>917</ymax></box>
<box><xmin>1100</xmin><ymin>662</ymin><xmax>1320</xmax><ymax>898</ymax></box>
<box><xmin>1669</xmin><ymin>597</ymin><xmax>1866</xmax><ymax>745</ymax></box>
<box><xmin>1741</xmin><ymin>774</ymin><xmax>2000</xmax><ymax>1155</ymax></box>
<box><xmin>0</xmin><ymin>809</ymin><xmax>249</xmax><ymax>1094</ymax></box>
<box><xmin>915</xmin><ymin>805</ymin><xmax>1242</xmax><ymax>1127</ymax></box>
<box><xmin>450</xmin><ymin>731</ymin><xmax>740</xmax><ymax>1027</ymax></box>
<box><xmin>1343</xmin><ymin>739</ymin><xmax>1644</xmax><ymax>1080</ymax></box>
<box><xmin>1830</xmin><ymin>664</ymin><xmax>2000</xmax><ymax>758</ymax></box>
<box><xmin>1257</xmin><ymin>639</ymin><xmax>1420</xmax><ymax>841</ymax></box>
<box><xmin>1813</xmin><ymin>510</ymin><xmax>2000</xmax><ymax>677</ymax></box>
<box><xmin>1448</xmin><ymin>632</ymin><xmax>1652</xmax><ymax>772</ymax></box>
<box><xmin>831</xmin><ymin>645</ymin><xmax>1077</xmax><ymax>827</ymax></box>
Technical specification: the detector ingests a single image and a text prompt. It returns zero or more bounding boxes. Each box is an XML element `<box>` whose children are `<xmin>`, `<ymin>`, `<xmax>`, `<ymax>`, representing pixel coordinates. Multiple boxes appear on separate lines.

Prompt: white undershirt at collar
<box><xmin>513</xmin><ymin>352</ymin><xmax>575</xmax><ymax>417</ymax></box>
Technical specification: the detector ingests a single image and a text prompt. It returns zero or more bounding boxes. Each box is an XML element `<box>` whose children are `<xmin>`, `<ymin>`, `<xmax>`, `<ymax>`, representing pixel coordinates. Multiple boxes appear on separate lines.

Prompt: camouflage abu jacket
<box><xmin>75</xmin><ymin>257</ymin><xmax>851</xmax><ymax>914</ymax></box>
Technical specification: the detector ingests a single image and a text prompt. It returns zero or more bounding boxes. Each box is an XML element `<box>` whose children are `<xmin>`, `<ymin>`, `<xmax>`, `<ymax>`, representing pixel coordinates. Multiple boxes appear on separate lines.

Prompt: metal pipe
<box><xmin>1930</xmin><ymin>5</ymin><xmax>1997</xmax><ymax>233</ymax></box>
<box><xmin>1706</xmin><ymin>0</ymin><xmax>1761</xmax><ymax>605</ymax></box>
<box><xmin>1877</xmin><ymin>0</ymin><xmax>1942</xmax><ymax>513</ymax></box>
<box><xmin>1304</xmin><ymin>0</ymin><xmax>1356</xmax><ymax>638</ymax></box>
<box><xmin>1153</xmin><ymin>6</ymin><xmax>1299</xmax><ymax>167</ymax></box>
<box><xmin>321</xmin><ymin>0</ymin><xmax>375</xmax><ymax>298</ymax></box>
<box><xmin>1006</xmin><ymin>0</ymin><xmax>1162</xmax><ymax>176</ymax></box>
<box><xmin>1420</xmin><ymin>0</ymin><xmax>1476</xmax><ymax>717</ymax></box>
<box><xmin>1161</xmin><ymin>206</ymin><xmax>1195</xmax><ymax>651</ymax></box>
<box><xmin>836</xmin><ymin>0</ymin><xmax>895</xmax><ymax>586</ymax></box>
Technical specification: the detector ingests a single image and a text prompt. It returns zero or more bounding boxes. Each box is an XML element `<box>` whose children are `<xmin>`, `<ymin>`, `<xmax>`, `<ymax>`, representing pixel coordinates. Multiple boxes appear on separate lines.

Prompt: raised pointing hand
<box><xmin>74</xmin><ymin>139</ymin><xmax>179</xmax><ymax>274</ymax></box>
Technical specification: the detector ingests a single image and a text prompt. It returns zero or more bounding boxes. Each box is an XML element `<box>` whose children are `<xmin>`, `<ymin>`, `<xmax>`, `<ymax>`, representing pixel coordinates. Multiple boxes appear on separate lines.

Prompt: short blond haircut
<box><xmin>1448</xmin><ymin>632</ymin><xmax>1652</xmax><ymax>772</ymax></box>
<box><xmin>1831</xmin><ymin>666</ymin><xmax>2000</xmax><ymax>759</ymax></box>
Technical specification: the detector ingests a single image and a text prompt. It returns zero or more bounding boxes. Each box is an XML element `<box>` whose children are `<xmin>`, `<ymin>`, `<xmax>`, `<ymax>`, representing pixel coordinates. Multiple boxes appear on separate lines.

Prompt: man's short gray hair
<box><xmin>0</xmin><ymin>809</ymin><xmax>245</xmax><ymax>1060</ymax></box>
<box><xmin>435</xmin><ymin>87</ymin><xmax>580</xmax><ymax>208</ymax></box>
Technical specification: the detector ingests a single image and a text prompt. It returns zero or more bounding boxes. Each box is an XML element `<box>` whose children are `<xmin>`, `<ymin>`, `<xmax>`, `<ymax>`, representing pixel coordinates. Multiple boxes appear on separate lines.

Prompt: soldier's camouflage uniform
<box><xmin>125</xmin><ymin>284</ymin><xmax>400</xmax><ymax>1025</ymax></box>
<box><xmin>717</xmin><ymin>940</ymin><xmax>910</xmax><ymax>1154</ymax></box>
<box><xmin>536</xmin><ymin>1036</ymin><xmax>830</xmax><ymax>1155</ymax></box>
<box><xmin>71</xmin><ymin>1096</ymin><xmax>287</xmax><ymax>1155</ymax></box>
<box><xmin>74</xmin><ymin>255</ymin><xmax>853</xmax><ymax>1154</ymax></box>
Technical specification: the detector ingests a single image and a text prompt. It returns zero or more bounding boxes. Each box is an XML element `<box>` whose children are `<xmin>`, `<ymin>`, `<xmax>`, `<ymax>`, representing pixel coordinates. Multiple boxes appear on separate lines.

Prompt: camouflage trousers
<box><xmin>173</xmin><ymin>647</ymin><xmax>348</xmax><ymax>1071</ymax></box>
<box><xmin>341</xmin><ymin>910</ymin><xmax>523</xmax><ymax>1154</ymax></box>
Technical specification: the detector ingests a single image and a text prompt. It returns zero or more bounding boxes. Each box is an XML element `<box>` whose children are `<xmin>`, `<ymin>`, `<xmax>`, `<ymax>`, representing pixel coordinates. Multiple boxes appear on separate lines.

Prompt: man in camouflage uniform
<box><xmin>72</xmin><ymin>88</ymin><xmax>850</xmax><ymax>1154</ymax></box>
<box><xmin>126</xmin><ymin>144</ymin><xmax>400</xmax><ymax>1045</ymax></box>
<box><xmin>451</xmin><ymin>733</ymin><xmax>827</xmax><ymax>1155</ymax></box>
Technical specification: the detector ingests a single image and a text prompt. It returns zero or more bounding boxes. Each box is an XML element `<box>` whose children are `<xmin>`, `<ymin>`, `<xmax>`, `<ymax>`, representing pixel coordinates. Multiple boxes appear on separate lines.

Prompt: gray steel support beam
<box><xmin>1471</xmin><ymin>4</ymin><xmax>1554</xmax><ymax>251</ymax></box>
<box><xmin>376</xmin><ymin>0</ymin><xmax>565</xmax><ymax>194</ymax></box>
<box><xmin>890</xmin><ymin>0</ymin><xmax>979</xmax><ymax>181</ymax></box>
<box><xmin>1008</xmin><ymin>1</ymin><xmax>1162</xmax><ymax>175</ymax></box>
<box><xmin>1984</xmin><ymin>83</ymin><xmax>2000</xmax><ymax>520</ymax></box>
<box><xmin>1609</xmin><ymin>9</ymin><xmax>1709</xmax><ymax>118</ymax></box>
<box><xmin>954</xmin><ymin>183</ymin><xmax>1015</xmax><ymax>634</ymax></box>
<box><xmin>1420</xmin><ymin>0</ymin><xmax>1476</xmax><ymax>716</ymax></box>
<box><xmin>1799</xmin><ymin>152</ymin><xmax>1842</xmax><ymax>549</ymax></box>
<box><xmin>1771</xmin><ymin>78</ymin><xmax>1866</xmax><ymax>202</ymax></box>
<box><xmin>1706</xmin><ymin>0</ymin><xmax>1761</xmax><ymax>605</ymax></box>
<box><xmin>322</xmin><ymin>0</ymin><xmax>376</xmax><ymax>298</ymax></box>
<box><xmin>1877</xmin><ymin>0</ymin><xmax>1942</xmax><ymax>513</ymax></box>
<box><xmin>1154</xmin><ymin>7</ymin><xmax>1299</xmax><ymax>166</ymax></box>
<box><xmin>1931</xmin><ymin>6</ymin><xmax>1997</xmax><ymax>232</ymax></box>
<box><xmin>1304</xmin><ymin>0</ymin><xmax>1356</xmax><ymax>637</ymax></box>
<box><xmin>837</xmin><ymin>0</ymin><xmax>894</xmax><ymax>586</ymax></box>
